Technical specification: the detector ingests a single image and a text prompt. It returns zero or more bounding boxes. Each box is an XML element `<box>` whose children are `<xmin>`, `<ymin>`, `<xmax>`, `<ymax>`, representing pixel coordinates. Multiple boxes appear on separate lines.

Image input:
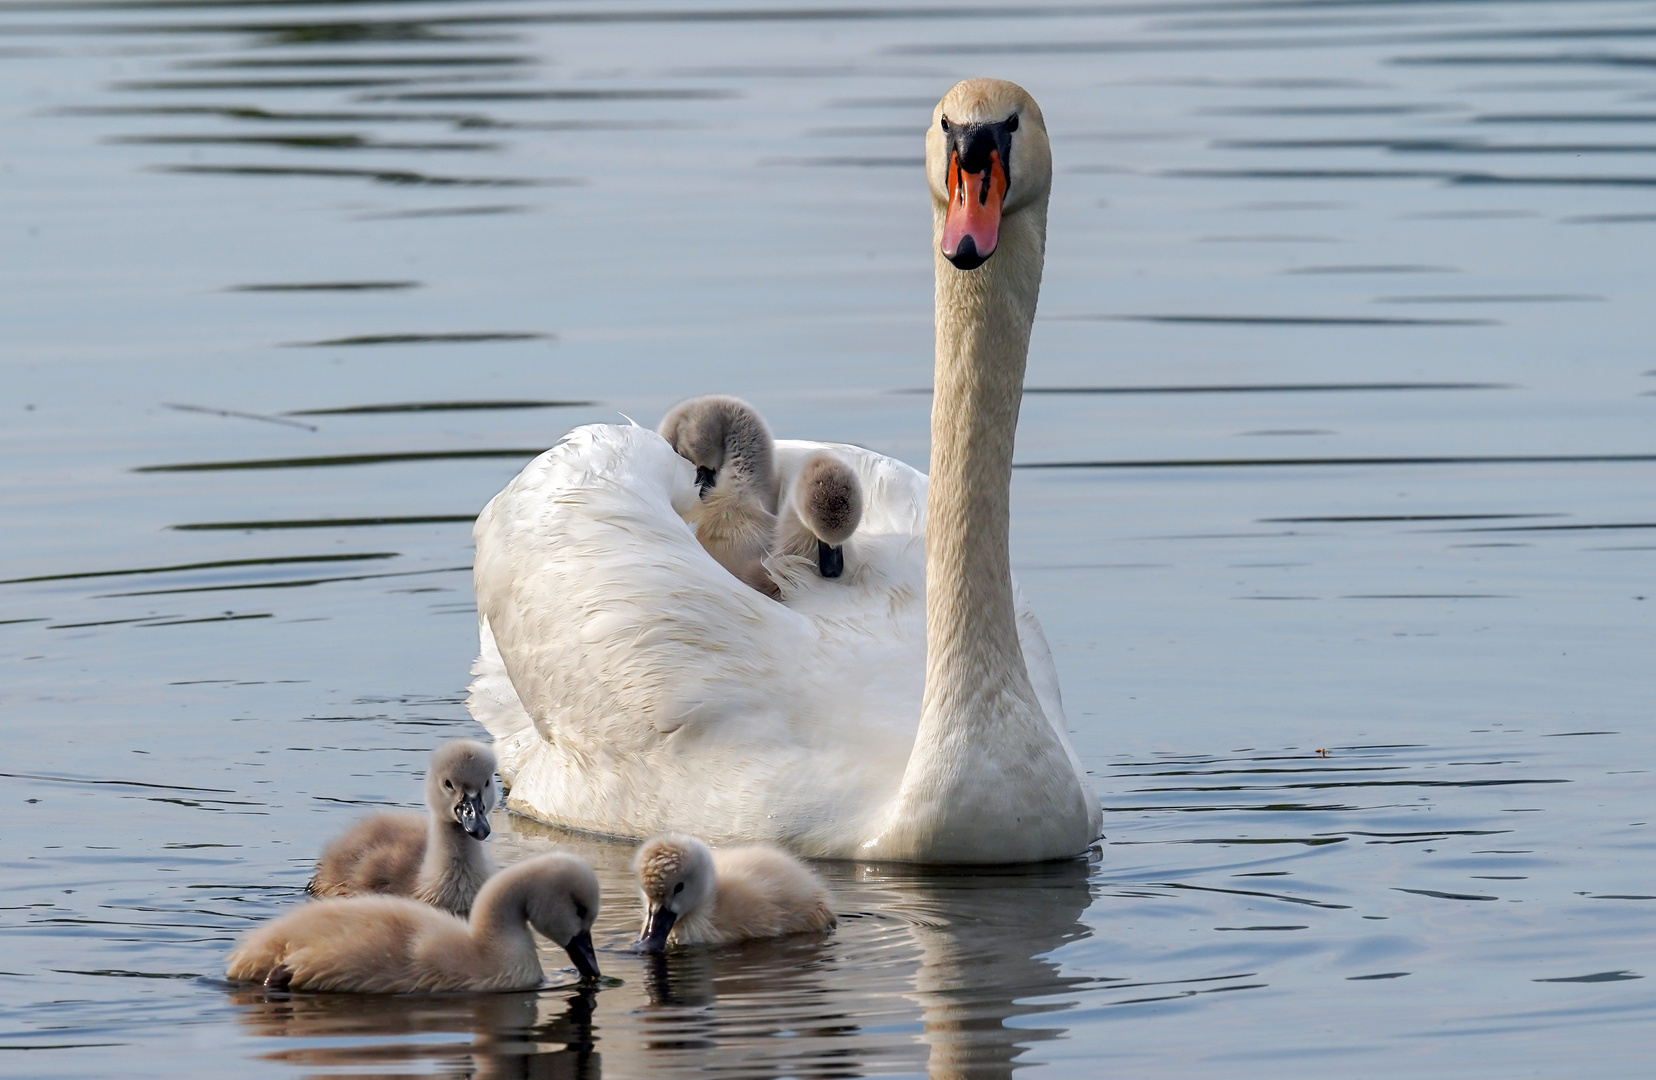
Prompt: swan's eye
<box><xmin>940</xmin><ymin>116</ymin><xmax>950</xmax><ymax>132</ymax></box>
<box><xmin>1006</xmin><ymin>113</ymin><xmax>1019</xmax><ymax>133</ymax></box>
<box><xmin>672</xmin><ymin>882</ymin><xmax>684</xmax><ymax>895</ymax></box>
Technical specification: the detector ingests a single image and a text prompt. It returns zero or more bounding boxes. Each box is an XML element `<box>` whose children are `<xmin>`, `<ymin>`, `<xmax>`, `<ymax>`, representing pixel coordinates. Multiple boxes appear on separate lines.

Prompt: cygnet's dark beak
<box><xmin>564</xmin><ymin>929</ymin><xmax>600</xmax><ymax>981</ymax></box>
<box><xmin>816</xmin><ymin>540</ymin><xmax>844</xmax><ymax>579</ymax></box>
<box><xmin>454</xmin><ymin>792</ymin><xmax>490</xmax><ymax>840</ymax></box>
<box><xmin>695</xmin><ymin>466</ymin><xmax>716</xmax><ymax>498</ymax></box>
<box><xmin>634</xmin><ymin>905</ymin><xmax>677</xmax><ymax>954</ymax></box>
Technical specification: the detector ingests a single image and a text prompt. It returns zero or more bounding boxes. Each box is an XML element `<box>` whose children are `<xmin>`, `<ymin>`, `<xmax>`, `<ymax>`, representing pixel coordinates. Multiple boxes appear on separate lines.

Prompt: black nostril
<box><xmin>946</xmin><ymin>234</ymin><xmax>987</xmax><ymax>271</ymax></box>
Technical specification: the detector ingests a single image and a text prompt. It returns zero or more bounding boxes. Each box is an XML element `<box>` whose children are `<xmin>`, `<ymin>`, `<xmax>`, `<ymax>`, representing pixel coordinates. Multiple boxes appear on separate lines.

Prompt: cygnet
<box><xmin>308</xmin><ymin>740</ymin><xmax>498</xmax><ymax>916</ymax></box>
<box><xmin>228</xmin><ymin>852</ymin><xmax>601</xmax><ymax>993</ymax></box>
<box><xmin>633</xmin><ymin>833</ymin><xmax>836</xmax><ymax>952</ymax></box>
<box><xmin>774</xmin><ymin>451</ymin><xmax>864</xmax><ymax>580</ymax></box>
<box><xmin>658</xmin><ymin>395</ymin><xmax>780</xmax><ymax>598</ymax></box>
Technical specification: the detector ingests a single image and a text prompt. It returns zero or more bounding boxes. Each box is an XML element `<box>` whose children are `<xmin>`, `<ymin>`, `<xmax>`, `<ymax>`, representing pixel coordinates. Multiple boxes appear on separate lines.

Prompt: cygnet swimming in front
<box><xmin>308</xmin><ymin>740</ymin><xmax>498</xmax><ymax>917</ymax></box>
<box><xmin>632</xmin><ymin>833</ymin><xmax>836</xmax><ymax>952</ymax></box>
<box><xmin>658</xmin><ymin>395</ymin><xmax>780</xmax><ymax>598</ymax></box>
<box><xmin>774</xmin><ymin>451</ymin><xmax>864</xmax><ymax>580</ymax></box>
<box><xmin>228</xmin><ymin>852</ymin><xmax>601</xmax><ymax>992</ymax></box>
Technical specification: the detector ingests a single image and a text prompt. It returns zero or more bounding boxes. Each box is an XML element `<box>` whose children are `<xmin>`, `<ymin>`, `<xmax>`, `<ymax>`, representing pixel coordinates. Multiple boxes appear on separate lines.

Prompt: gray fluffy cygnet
<box><xmin>632</xmin><ymin>833</ymin><xmax>836</xmax><ymax>952</ymax></box>
<box><xmin>659</xmin><ymin>395</ymin><xmax>781</xmax><ymax>598</ymax></box>
<box><xmin>229</xmin><ymin>853</ymin><xmax>601</xmax><ymax>993</ymax></box>
<box><xmin>774</xmin><ymin>451</ymin><xmax>864</xmax><ymax>581</ymax></box>
<box><xmin>308</xmin><ymin>740</ymin><xmax>499</xmax><ymax>917</ymax></box>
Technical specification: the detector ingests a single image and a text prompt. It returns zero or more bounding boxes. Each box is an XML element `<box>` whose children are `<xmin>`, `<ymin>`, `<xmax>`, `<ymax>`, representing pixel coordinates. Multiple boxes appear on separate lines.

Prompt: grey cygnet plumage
<box><xmin>308</xmin><ymin>740</ymin><xmax>499</xmax><ymax>916</ymax></box>
<box><xmin>658</xmin><ymin>395</ymin><xmax>781</xmax><ymax>598</ymax></box>
<box><xmin>228</xmin><ymin>853</ymin><xmax>601</xmax><ymax>992</ymax></box>
<box><xmin>633</xmin><ymin>833</ymin><xmax>836</xmax><ymax>952</ymax></box>
<box><xmin>774</xmin><ymin>451</ymin><xmax>864</xmax><ymax>580</ymax></box>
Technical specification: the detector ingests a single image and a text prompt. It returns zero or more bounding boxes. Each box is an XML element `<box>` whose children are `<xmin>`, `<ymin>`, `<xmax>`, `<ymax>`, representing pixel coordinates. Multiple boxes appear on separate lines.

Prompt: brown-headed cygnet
<box><xmin>308</xmin><ymin>740</ymin><xmax>498</xmax><ymax>917</ymax></box>
<box><xmin>775</xmin><ymin>451</ymin><xmax>864</xmax><ymax>580</ymax></box>
<box><xmin>228</xmin><ymin>853</ymin><xmax>601</xmax><ymax>993</ymax></box>
<box><xmin>658</xmin><ymin>395</ymin><xmax>781</xmax><ymax>598</ymax></box>
<box><xmin>632</xmin><ymin>833</ymin><xmax>836</xmax><ymax>952</ymax></box>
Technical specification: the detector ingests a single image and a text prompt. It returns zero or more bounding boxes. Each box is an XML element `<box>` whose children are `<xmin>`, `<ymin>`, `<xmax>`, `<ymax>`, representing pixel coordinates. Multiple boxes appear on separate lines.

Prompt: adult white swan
<box><xmin>468</xmin><ymin>79</ymin><xmax>1101</xmax><ymax>863</ymax></box>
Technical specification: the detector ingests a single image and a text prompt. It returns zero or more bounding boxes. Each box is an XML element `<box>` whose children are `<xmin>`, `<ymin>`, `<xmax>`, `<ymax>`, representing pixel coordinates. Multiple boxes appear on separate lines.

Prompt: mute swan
<box><xmin>227</xmin><ymin>853</ymin><xmax>601</xmax><ymax>992</ymax></box>
<box><xmin>658</xmin><ymin>395</ymin><xmax>781</xmax><ymax>598</ymax></box>
<box><xmin>632</xmin><ymin>833</ymin><xmax>835</xmax><ymax>951</ymax></box>
<box><xmin>468</xmin><ymin>79</ymin><xmax>1101</xmax><ymax>863</ymax></box>
<box><xmin>773</xmin><ymin>451</ymin><xmax>864</xmax><ymax>580</ymax></box>
<box><xmin>308</xmin><ymin>740</ymin><xmax>498</xmax><ymax>916</ymax></box>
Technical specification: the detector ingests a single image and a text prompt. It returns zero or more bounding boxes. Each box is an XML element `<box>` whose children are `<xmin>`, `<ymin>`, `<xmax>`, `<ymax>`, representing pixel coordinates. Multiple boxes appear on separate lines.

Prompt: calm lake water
<box><xmin>3</xmin><ymin>0</ymin><xmax>1654</xmax><ymax>1076</ymax></box>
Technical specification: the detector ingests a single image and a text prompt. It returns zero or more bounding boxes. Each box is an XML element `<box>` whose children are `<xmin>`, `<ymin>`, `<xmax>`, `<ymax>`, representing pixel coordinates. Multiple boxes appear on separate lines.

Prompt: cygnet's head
<box><xmin>632</xmin><ymin>833</ymin><xmax>716</xmax><ymax>954</ymax></box>
<box><xmin>515</xmin><ymin>853</ymin><xmax>602</xmax><ymax>981</ymax></box>
<box><xmin>926</xmin><ymin>79</ymin><xmax>1051</xmax><ymax>271</ymax></box>
<box><xmin>790</xmin><ymin>452</ymin><xmax>864</xmax><ymax>579</ymax></box>
<box><xmin>424</xmin><ymin>739</ymin><xmax>498</xmax><ymax>841</ymax></box>
<box><xmin>658</xmin><ymin>396</ymin><xmax>777</xmax><ymax>512</ymax></box>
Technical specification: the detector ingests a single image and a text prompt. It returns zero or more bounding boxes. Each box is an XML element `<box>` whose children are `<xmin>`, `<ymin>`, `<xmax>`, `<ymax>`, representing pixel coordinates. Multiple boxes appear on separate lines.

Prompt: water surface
<box><xmin>2</xmin><ymin>0</ymin><xmax>1654</xmax><ymax>1076</ymax></box>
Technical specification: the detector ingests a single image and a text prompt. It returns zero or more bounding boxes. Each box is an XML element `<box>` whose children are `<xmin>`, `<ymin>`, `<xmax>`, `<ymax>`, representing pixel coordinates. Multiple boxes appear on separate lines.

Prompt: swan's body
<box><xmin>308</xmin><ymin>740</ymin><xmax>498</xmax><ymax>916</ymax></box>
<box><xmin>659</xmin><ymin>395</ymin><xmax>780</xmax><ymax>598</ymax></box>
<box><xmin>772</xmin><ymin>450</ymin><xmax>864</xmax><ymax>581</ymax></box>
<box><xmin>227</xmin><ymin>853</ymin><xmax>601</xmax><ymax>992</ymax></box>
<box><xmin>634</xmin><ymin>833</ymin><xmax>835</xmax><ymax>950</ymax></box>
<box><xmin>468</xmin><ymin>80</ymin><xmax>1100</xmax><ymax>863</ymax></box>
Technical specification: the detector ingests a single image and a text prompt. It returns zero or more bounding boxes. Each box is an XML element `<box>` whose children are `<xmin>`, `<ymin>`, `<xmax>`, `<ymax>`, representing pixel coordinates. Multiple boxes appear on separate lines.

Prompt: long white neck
<box><xmin>865</xmin><ymin>195</ymin><xmax>1095</xmax><ymax>863</ymax></box>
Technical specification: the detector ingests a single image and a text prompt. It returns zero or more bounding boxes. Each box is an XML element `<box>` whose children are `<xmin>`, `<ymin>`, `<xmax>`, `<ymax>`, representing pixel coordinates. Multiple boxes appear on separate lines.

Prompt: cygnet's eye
<box><xmin>940</xmin><ymin>116</ymin><xmax>950</xmax><ymax>132</ymax></box>
<box><xmin>574</xmin><ymin>901</ymin><xmax>590</xmax><ymax>921</ymax></box>
<box><xmin>1006</xmin><ymin>113</ymin><xmax>1019</xmax><ymax>132</ymax></box>
<box><xmin>672</xmin><ymin>882</ymin><xmax>685</xmax><ymax>895</ymax></box>
<box><xmin>443</xmin><ymin>779</ymin><xmax>453</xmax><ymax>790</ymax></box>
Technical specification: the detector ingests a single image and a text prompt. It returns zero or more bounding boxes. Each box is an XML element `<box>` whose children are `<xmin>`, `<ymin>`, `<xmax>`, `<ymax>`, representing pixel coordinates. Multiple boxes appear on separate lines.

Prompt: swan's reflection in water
<box><xmin>231</xmin><ymin>984</ymin><xmax>597</xmax><ymax>1080</ymax></box>
<box><xmin>627</xmin><ymin>856</ymin><xmax>1094</xmax><ymax>1078</ymax></box>
<box><xmin>231</xmin><ymin>820</ymin><xmax>1094</xmax><ymax>1079</ymax></box>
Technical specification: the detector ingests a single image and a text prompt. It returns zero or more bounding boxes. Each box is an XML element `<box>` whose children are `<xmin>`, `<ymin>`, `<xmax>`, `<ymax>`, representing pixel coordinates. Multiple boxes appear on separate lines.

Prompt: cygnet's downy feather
<box><xmin>633</xmin><ymin>833</ymin><xmax>835</xmax><ymax>952</ymax></box>
<box><xmin>658</xmin><ymin>395</ymin><xmax>780</xmax><ymax>598</ymax></box>
<box><xmin>229</xmin><ymin>853</ymin><xmax>601</xmax><ymax>993</ymax></box>
<box><xmin>772</xmin><ymin>450</ymin><xmax>864</xmax><ymax>584</ymax></box>
<box><xmin>308</xmin><ymin>740</ymin><xmax>499</xmax><ymax>916</ymax></box>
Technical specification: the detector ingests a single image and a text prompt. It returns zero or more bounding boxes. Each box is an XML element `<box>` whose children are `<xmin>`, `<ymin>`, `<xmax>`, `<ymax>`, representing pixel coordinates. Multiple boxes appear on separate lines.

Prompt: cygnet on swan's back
<box><xmin>658</xmin><ymin>395</ymin><xmax>780</xmax><ymax>598</ymax></box>
<box><xmin>228</xmin><ymin>852</ymin><xmax>601</xmax><ymax>993</ymax></box>
<box><xmin>773</xmin><ymin>450</ymin><xmax>864</xmax><ymax>581</ymax></box>
<box><xmin>308</xmin><ymin>740</ymin><xmax>498</xmax><ymax>916</ymax></box>
<box><xmin>633</xmin><ymin>833</ymin><xmax>836</xmax><ymax>951</ymax></box>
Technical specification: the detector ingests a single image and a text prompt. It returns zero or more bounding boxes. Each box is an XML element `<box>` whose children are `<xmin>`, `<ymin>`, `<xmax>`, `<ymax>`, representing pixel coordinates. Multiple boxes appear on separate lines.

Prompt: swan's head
<box><xmin>424</xmin><ymin>739</ymin><xmax>499</xmax><ymax>841</ymax></box>
<box><xmin>658</xmin><ymin>395</ymin><xmax>777</xmax><ymax>511</ymax></box>
<box><xmin>516</xmin><ymin>853</ymin><xmax>602</xmax><ymax>982</ymax></box>
<box><xmin>632</xmin><ymin>833</ymin><xmax>716</xmax><ymax>953</ymax></box>
<box><xmin>789</xmin><ymin>452</ymin><xmax>863</xmax><ymax>578</ymax></box>
<box><xmin>926</xmin><ymin>79</ymin><xmax>1051</xmax><ymax>271</ymax></box>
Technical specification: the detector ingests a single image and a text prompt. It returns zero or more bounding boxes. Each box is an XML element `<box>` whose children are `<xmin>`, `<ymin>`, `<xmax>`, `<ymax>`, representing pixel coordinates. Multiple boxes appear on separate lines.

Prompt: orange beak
<box><xmin>942</xmin><ymin>148</ymin><xmax>1007</xmax><ymax>271</ymax></box>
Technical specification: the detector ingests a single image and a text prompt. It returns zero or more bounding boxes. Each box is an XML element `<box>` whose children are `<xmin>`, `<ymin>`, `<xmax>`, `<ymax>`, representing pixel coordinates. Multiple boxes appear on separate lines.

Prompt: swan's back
<box><xmin>308</xmin><ymin>814</ymin><xmax>425</xmax><ymax>900</ymax></box>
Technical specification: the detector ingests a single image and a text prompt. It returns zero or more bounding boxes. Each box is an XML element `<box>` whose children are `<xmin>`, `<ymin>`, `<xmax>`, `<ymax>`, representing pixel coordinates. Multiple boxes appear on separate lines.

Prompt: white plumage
<box><xmin>469</xmin><ymin>430</ymin><xmax>1088</xmax><ymax>858</ymax></box>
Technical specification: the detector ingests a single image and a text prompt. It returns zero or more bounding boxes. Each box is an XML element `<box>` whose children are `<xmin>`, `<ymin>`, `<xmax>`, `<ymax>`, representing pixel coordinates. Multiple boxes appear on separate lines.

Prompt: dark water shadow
<box><xmin>229</xmin><ymin>985</ymin><xmax>598</xmax><ymax>1080</ymax></box>
<box><xmin>287</xmin><ymin>399</ymin><xmax>592</xmax><ymax>415</ymax></box>
<box><xmin>171</xmin><ymin>515</ymin><xmax>474</xmax><ymax>531</ymax></box>
<box><xmin>135</xmin><ymin>449</ymin><xmax>545</xmax><ymax>472</ymax></box>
